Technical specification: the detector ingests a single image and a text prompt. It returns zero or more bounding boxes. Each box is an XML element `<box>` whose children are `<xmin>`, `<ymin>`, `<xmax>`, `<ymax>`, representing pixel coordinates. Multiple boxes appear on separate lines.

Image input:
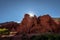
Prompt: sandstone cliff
<box><xmin>17</xmin><ymin>14</ymin><xmax>60</xmax><ymax>34</ymax></box>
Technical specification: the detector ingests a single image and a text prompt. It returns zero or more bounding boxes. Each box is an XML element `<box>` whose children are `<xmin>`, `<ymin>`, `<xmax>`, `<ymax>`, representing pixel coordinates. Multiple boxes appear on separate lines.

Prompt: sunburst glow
<box><xmin>29</xmin><ymin>13</ymin><xmax>34</xmax><ymax>17</ymax></box>
<box><xmin>27</xmin><ymin>11</ymin><xmax>35</xmax><ymax>17</ymax></box>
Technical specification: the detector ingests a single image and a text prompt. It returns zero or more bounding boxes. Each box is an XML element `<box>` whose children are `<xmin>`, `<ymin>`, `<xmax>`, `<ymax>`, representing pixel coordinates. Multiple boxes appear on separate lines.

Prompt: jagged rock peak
<box><xmin>24</xmin><ymin>13</ymin><xmax>37</xmax><ymax>18</ymax></box>
<box><xmin>24</xmin><ymin>14</ymin><xmax>30</xmax><ymax>17</ymax></box>
<box><xmin>39</xmin><ymin>14</ymin><xmax>51</xmax><ymax>18</ymax></box>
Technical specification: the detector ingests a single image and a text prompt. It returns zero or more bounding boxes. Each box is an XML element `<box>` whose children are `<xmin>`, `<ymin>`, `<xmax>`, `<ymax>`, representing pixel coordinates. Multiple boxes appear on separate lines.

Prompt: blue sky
<box><xmin>0</xmin><ymin>0</ymin><xmax>60</xmax><ymax>23</ymax></box>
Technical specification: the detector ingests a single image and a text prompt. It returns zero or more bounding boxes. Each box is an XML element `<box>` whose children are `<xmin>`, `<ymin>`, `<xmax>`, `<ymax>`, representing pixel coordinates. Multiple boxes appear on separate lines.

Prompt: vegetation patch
<box><xmin>0</xmin><ymin>28</ymin><xmax>9</xmax><ymax>35</ymax></box>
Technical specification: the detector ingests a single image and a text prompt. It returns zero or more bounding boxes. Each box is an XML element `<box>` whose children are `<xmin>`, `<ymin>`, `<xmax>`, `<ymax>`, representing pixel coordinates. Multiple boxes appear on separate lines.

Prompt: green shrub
<box><xmin>0</xmin><ymin>28</ymin><xmax>10</xmax><ymax>35</ymax></box>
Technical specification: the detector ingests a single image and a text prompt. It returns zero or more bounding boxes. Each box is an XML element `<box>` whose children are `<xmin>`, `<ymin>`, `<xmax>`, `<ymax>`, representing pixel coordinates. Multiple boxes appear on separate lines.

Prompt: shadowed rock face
<box><xmin>17</xmin><ymin>14</ymin><xmax>60</xmax><ymax>34</ymax></box>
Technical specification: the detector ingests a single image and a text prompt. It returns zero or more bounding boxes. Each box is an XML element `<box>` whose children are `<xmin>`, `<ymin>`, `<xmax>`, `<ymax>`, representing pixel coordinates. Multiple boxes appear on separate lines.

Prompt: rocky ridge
<box><xmin>0</xmin><ymin>14</ymin><xmax>60</xmax><ymax>34</ymax></box>
<box><xmin>17</xmin><ymin>14</ymin><xmax>60</xmax><ymax>34</ymax></box>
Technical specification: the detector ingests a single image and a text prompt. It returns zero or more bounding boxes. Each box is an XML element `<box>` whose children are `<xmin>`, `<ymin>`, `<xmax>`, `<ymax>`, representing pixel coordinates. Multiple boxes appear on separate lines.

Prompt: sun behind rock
<box><xmin>28</xmin><ymin>13</ymin><xmax>34</xmax><ymax>17</ymax></box>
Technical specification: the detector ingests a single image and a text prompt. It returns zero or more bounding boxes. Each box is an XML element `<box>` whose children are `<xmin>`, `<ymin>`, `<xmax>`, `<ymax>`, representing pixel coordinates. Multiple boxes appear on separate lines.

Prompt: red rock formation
<box><xmin>0</xmin><ymin>14</ymin><xmax>60</xmax><ymax>34</ymax></box>
<box><xmin>56</xmin><ymin>21</ymin><xmax>60</xmax><ymax>33</ymax></box>
<box><xmin>17</xmin><ymin>14</ymin><xmax>38</xmax><ymax>33</ymax></box>
<box><xmin>38</xmin><ymin>15</ymin><xmax>58</xmax><ymax>33</ymax></box>
<box><xmin>17</xmin><ymin>14</ymin><xmax>59</xmax><ymax>34</ymax></box>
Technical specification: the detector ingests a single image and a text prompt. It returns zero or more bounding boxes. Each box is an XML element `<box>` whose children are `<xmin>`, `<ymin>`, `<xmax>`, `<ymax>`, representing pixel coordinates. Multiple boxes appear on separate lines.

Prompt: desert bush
<box><xmin>0</xmin><ymin>28</ymin><xmax>9</xmax><ymax>35</ymax></box>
